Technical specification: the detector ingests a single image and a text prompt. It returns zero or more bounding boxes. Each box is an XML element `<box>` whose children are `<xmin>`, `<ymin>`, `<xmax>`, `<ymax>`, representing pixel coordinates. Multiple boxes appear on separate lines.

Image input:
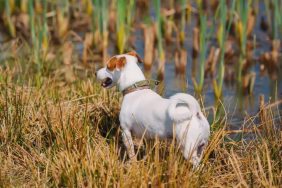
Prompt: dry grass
<box><xmin>0</xmin><ymin>62</ymin><xmax>281</xmax><ymax>187</ymax></box>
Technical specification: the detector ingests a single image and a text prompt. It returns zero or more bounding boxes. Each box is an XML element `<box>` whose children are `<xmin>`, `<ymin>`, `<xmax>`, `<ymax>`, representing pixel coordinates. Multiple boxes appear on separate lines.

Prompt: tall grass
<box><xmin>0</xmin><ymin>59</ymin><xmax>281</xmax><ymax>187</ymax></box>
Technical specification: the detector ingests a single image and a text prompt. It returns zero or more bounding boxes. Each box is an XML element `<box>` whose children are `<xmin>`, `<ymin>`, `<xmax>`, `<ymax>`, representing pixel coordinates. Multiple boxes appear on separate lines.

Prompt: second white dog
<box><xmin>96</xmin><ymin>52</ymin><xmax>210</xmax><ymax>166</ymax></box>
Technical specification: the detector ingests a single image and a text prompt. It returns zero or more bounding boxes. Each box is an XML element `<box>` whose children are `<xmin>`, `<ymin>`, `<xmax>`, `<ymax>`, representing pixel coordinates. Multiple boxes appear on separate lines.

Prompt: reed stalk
<box><xmin>236</xmin><ymin>0</ymin><xmax>250</xmax><ymax>84</ymax></box>
<box><xmin>90</xmin><ymin>0</ymin><xmax>99</xmax><ymax>43</ymax></box>
<box><xmin>91</xmin><ymin>0</ymin><xmax>109</xmax><ymax>58</ymax></box>
<box><xmin>84</xmin><ymin>0</ymin><xmax>93</xmax><ymax>16</ymax></box>
<box><xmin>192</xmin><ymin>0</ymin><xmax>207</xmax><ymax>93</ymax></box>
<box><xmin>28</xmin><ymin>0</ymin><xmax>49</xmax><ymax>72</ymax></box>
<box><xmin>179</xmin><ymin>0</ymin><xmax>187</xmax><ymax>46</ymax></box>
<box><xmin>126</xmin><ymin>0</ymin><xmax>135</xmax><ymax>29</ymax></box>
<box><xmin>271</xmin><ymin>0</ymin><xmax>282</xmax><ymax>39</ymax></box>
<box><xmin>28</xmin><ymin>0</ymin><xmax>38</xmax><ymax>64</ymax></box>
<box><xmin>116</xmin><ymin>0</ymin><xmax>126</xmax><ymax>53</ymax></box>
<box><xmin>120</xmin><ymin>0</ymin><xmax>135</xmax><ymax>53</ymax></box>
<box><xmin>41</xmin><ymin>0</ymin><xmax>49</xmax><ymax>58</ymax></box>
<box><xmin>263</xmin><ymin>0</ymin><xmax>271</xmax><ymax>33</ymax></box>
<box><xmin>154</xmin><ymin>0</ymin><xmax>165</xmax><ymax>79</ymax></box>
<box><xmin>213</xmin><ymin>0</ymin><xmax>236</xmax><ymax>98</ymax></box>
<box><xmin>100</xmin><ymin>0</ymin><xmax>109</xmax><ymax>60</ymax></box>
<box><xmin>56</xmin><ymin>0</ymin><xmax>69</xmax><ymax>39</ymax></box>
<box><xmin>198</xmin><ymin>14</ymin><xmax>207</xmax><ymax>92</ymax></box>
<box><xmin>20</xmin><ymin>0</ymin><xmax>28</xmax><ymax>13</ymax></box>
<box><xmin>155</xmin><ymin>0</ymin><xmax>164</xmax><ymax>60</ymax></box>
<box><xmin>143</xmin><ymin>23</ymin><xmax>155</xmax><ymax>70</ymax></box>
<box><xmin>4</xmin><ymin>0</ymin><xmax>16</xmax><ymax>37</ymax></box>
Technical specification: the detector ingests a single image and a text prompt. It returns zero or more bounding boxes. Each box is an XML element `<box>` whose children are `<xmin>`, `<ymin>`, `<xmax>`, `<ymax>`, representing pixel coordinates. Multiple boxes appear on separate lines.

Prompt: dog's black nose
<box><xmin>95</xmin><ymin>71</ymin><xmax>97</xmax><ymax>76</ymax></box>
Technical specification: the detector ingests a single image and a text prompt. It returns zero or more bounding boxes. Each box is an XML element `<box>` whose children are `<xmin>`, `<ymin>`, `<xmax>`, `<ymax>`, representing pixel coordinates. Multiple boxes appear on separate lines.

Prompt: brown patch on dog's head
<box><xmin>126</xmin><ymin>51</ymin><xmax>143</xmax><ymax>64</ymax></box>
<box><xmin>116</xmin><ymin>57</ymin><xmax>126</xmax><ymax>69</ymax></box>
<box><xmin>107</xmin><ymin>57</ymin><xmax>118</xmax><ymax>71</ymax></box>
<box><xmin>106</xmin><ymin>56</ymin><xmax>126</xmax><ymax>71</ymax></box>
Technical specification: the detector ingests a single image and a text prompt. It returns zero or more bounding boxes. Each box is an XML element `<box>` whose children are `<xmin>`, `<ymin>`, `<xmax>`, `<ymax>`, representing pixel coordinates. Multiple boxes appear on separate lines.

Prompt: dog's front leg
<box><xmin>122</xmin><ymin>129</ymin><xmax>136</xmax><ymax>160</ymax></box>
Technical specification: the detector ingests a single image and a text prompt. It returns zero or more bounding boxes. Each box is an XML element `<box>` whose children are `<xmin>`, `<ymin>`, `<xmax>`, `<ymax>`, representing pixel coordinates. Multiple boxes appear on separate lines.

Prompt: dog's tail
<box><xmin>168</xmin><ymin>93</ymin><xmax>201</xmax><ymax>123</ymax></box>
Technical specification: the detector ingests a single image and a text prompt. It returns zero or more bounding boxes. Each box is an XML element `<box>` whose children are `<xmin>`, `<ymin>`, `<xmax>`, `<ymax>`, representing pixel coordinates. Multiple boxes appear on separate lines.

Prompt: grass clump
<box><xmin>0</xmin><ymin>56</ymin><xmax>281</xmax><ymax>187</ymax></box>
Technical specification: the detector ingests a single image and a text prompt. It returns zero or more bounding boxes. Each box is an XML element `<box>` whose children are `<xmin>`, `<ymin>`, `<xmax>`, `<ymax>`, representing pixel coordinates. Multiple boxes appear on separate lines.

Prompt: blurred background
<box><xmin>0</xmin><ymin>0</ymin><xmax>281</xmax><ymax>126</ymax></box>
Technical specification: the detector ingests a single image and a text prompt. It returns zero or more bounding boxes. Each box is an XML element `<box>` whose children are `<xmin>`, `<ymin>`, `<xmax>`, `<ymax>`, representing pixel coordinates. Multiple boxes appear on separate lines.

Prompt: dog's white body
<box><xmin>96</xmin><ymin>53</ymin><xmax>210</xmax><ymax>166</ymax></box>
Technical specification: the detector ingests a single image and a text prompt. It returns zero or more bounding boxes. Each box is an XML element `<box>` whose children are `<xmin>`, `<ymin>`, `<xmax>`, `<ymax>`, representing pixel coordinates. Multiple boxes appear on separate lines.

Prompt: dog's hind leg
<box><xmin>122</xmin><ymin>129</ymin><xmax>136</xmax><ymax>160</ymax></box>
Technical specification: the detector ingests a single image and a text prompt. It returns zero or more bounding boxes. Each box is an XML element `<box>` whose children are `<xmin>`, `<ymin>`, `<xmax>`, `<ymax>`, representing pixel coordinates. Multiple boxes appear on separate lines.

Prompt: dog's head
<box><xmin>96</xmin><ymin>51</ymin><xmax>145</xmax><ymax>90</ymax></box>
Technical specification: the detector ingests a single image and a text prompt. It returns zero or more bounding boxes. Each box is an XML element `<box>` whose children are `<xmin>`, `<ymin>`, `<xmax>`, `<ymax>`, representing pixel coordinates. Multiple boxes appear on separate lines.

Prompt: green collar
<box><xmin>122</xmin><ymin>80</ymin><xmax>160</xmax><ymax>96</ymax></box>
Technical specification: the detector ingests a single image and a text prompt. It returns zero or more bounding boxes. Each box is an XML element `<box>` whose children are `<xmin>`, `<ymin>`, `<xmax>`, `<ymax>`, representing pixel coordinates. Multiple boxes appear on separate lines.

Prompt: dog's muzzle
<box><xmin>101</xmin><ymin>77</ymin><xmax>113</xmax><ymax>87</ymax></box>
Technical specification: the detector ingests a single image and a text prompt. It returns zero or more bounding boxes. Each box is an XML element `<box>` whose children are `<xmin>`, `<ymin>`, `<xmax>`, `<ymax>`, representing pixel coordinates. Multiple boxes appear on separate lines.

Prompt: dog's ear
<box><xmin>106</xmin><ymin>56</ymin><xmax>118</xmax><ymax>71</ymax></box>
<box><xmin>116</xmin><ymin>57</ymin><xmax>126</xmax><ymax>70</ymax></box>
<box><xmin>126</xmin><ymin>51</ymin><xmax>143</xmax><ymax>64</ymax></box>
<box><xmin>106</xmin><ymin>56</ymin><xmax>126</xmax><ymax>71</ymax></box>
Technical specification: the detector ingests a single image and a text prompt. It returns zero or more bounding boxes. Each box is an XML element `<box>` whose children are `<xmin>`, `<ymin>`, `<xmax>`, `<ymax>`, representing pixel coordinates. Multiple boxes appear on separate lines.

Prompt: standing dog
<box><xmin>96</xmin><ymin>52</ymin><xmax>210</xmax><ymax>166</ymax></box>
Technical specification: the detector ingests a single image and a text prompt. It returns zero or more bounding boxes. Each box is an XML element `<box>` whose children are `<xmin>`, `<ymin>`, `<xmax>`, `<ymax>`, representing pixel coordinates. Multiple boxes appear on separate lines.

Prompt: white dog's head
<box><xmin>96</xmin><ymin>51</ymin><xmax>146</xmax><ymax>91</ymax></box>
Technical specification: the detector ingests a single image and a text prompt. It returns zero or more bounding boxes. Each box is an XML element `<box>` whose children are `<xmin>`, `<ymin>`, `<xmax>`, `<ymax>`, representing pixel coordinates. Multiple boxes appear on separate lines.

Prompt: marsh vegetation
<box><xmin>0</xmin><ymin>0</ymin><xmax>281</xmax><ymax>186</ymax></box>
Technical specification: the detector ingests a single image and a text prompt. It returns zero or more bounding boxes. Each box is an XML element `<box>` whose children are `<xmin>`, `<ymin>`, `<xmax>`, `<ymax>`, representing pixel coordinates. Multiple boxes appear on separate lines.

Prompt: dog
<box><xmin>96</xmin><ymin>51</ymin><xmax>210</xmax><ymax>166</ymax></box>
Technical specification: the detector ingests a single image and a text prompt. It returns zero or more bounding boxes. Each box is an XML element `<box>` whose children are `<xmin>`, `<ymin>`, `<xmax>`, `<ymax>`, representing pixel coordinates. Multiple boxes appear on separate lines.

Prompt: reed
<box><xmin>192</xmin><ymin>1</ymin><xmax>207</xmax><ymax>93</ymax></box>
<box><xmin>116</xmin><ymin>0</ymin><xmax>135</xmax><ymax>54</ymax></box>
<box><xmin>126</xmin><ymin>0</ymin><xmax>135</xmax><ymax>30</ymax></box>
<box><xmin>28</xmin><ymin>0</ymin><xmax>49</xmax><ymax>72</ymax></box>
<box><xmin>198</xmin><ymin>14</ymin><xmax>207</xmax><ymax>93</ymax></box>
<box><xmin>56</xmin><ymin>0</ymin><xmax>69</xmax><ymax>40</ymax></box>
<box><xmin>91</xmin><ymin>0</ymin><xmax>109</xmax><ymax>59</ymax></box>
<box><xmin>164</xmin><ymin>13</ymin><xmax>174</xmax><ymax>43</ymax></box>
<box><xmin>41</xmin><ymin>0</ymin><xmax>49</xmax><ymax>58</ymax></box>
<box><xmin>262</xmin><ymin>0</ymin><xmax>271</xmax><ymax>34</ymax></box>
<box><xmin>236</xmin><ymin>0</ymin><xmax>250</xmax><ymax>84</ymax></box>
<box><xmin>213</xmin><ymin>0</ymin><xmax>236</xmax><ymax>98</ymax></box>
<box><xmin>143</xmin><ymin>23</ymin><xmax>155</xmax><ymax>70</ymax></box>
<box><xmin>19</xmin><ymin>0</ymin><xmax>28</xmax><ymax>13</ymax></box>
<box><xmin>4</xmin><ymin>0</ymin><xmax>16</xmax><ymax>37</ymax></box>
<box><xmin>28</xmin><ymin>0</ymin><xmax>38</xmax><ymax>63</ymax></box>
<box><xmin>179</xmin><ymin>0</ymin><xmax>188</xmax><ymax>46</ymax></box>
<box><xmin>154</xmin><ymin>0</ymin><xmax>165</xmax><ymax>79</ymax></box>
<box><xmin>116</xmin><ymin>0</ymin><xmax>126</xmax><ymax>53</ymax></box>
<box><xmin>271</xmin><ymin>0</ymin><xmax>282</xmax><ymax>39</ymax></box>
<box><xmin>84</xmin><ymin>0</ymin><xmax>93</xmax><ymax>16</ymax></box>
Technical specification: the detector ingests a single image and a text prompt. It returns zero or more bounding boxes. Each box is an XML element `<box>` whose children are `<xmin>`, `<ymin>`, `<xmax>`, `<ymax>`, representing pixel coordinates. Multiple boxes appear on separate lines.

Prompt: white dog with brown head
<box><xmin>96</xmin><ymin>51</ymin><xmax>210</xmax><ymax>166</ymax></box>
